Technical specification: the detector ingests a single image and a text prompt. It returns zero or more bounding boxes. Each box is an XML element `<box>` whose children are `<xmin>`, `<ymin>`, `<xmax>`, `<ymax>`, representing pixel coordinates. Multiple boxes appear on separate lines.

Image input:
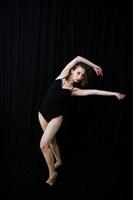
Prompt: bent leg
<box><xmin>40</xmin><ymin>116</ymin><xmax>63</xmax><ymax>185</ymax></box>
<box><xmin>50</xmin><ymin>137</ymin><xmax>62</xmax><ymax>169</ymax></box>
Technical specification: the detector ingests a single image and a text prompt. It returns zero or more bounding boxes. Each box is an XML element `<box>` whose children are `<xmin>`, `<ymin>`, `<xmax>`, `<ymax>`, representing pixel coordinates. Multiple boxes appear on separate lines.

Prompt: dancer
<box><xmin>38</xmin><ymin>56</ymin><xmax>126</xmax><ymax>186</ymax></box>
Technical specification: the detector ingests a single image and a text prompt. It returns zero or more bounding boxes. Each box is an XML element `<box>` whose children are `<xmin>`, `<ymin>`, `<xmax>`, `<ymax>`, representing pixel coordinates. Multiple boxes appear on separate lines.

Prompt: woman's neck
<box><xmin>67</xmin><ymin>76</ymin><xmax>74</xmax><ymax>86</ymax></box>
<box><xmin>63</xmin><ymin>77</ymin><xmax>74</xmax><ymax>89</ymax></box>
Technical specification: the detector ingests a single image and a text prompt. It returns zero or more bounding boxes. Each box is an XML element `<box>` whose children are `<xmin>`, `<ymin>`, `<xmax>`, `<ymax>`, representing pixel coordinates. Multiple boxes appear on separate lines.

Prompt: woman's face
<box><xmin>71</xmin><ymin>66</ymin><xmax>85</xmax><ymax>83</ymax></box>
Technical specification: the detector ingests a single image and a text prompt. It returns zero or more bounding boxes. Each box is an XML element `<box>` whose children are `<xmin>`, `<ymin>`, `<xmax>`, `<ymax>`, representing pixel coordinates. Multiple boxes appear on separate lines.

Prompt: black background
<box><xmin>0</xmin><ymin>0</ymin><xmax>132</xmax><ymax>199</ymax></box>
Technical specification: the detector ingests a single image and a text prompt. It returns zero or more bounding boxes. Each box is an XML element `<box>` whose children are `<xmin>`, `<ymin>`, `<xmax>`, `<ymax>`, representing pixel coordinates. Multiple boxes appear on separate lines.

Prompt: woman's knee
<box><xmin>40</xmin><ymin>140</ymin><xmax>49</xmax><ymax>152</ymax></box>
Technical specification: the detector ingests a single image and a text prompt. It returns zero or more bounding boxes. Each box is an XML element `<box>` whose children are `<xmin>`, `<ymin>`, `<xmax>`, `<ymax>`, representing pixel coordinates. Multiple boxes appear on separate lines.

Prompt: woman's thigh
<box><xmin>40</xmin><ymin>116</ymin><xmax>63</xmax><ymax>145</ymax></box>
<box><xmin>38</xmin><ymin>111</ymin><xmax>48</xmax><ymax>131</ymax></box>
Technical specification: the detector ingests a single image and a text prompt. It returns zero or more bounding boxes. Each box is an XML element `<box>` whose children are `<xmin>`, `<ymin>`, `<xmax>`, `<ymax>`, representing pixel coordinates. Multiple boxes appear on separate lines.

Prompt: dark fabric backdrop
<box><xmin>0</xmin><ymin>0</ymin><xmax>132</xmax><ymax>198</ymax></box>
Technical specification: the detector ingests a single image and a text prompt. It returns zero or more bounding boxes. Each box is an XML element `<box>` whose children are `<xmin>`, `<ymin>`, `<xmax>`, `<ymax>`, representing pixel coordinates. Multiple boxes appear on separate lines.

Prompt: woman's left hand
<box><xmin>116</xmin><ymin>93</ymin><xmax>126</xmax><ymax>100</ymax></box>
<box><xmin>94</xmin><ymin>66</ymin><xmax>103</xmax><ymax>76</ymax></box>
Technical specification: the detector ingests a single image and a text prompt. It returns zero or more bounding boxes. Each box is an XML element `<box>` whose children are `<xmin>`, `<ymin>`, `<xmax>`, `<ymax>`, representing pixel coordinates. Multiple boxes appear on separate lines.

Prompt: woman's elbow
<box><xmin>76</xmin><ymin>56</ymin><xmax>81</xmax><ymax>61</ymax></box>
<box><xmin>92</xmin><ymin>89</ymin><xmax>98</xmax><ymax>95</ymax></box>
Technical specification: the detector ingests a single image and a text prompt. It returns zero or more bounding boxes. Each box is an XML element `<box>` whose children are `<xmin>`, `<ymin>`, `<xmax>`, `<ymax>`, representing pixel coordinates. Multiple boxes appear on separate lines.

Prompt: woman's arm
<box><xmin>76</xmin><ymin>56</ymin><xmax>103</xmax><ymax>76</ymax></box>
<box><xmin>56</xmin><ymin>56</ymin><xmax>103</xmax><ymax>79</ymax></box>
<box><xmin>71</xmin><ymin>88</ymin><xmax>126</xmax><ymax>100</ymax></box>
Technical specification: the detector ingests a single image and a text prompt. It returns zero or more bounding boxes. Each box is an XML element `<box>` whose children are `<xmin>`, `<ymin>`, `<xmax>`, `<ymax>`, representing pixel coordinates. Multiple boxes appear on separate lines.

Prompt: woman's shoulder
<box><xmin>54</xmin><ymin>78</ymin><xmax>62</xmax><ymax>84</ymax></box>
<box><xmin>55</xmin><ymin>77</ymin><xmax>65</xmax><ymax>80</ymax></box>
<box><xmin>55</xmin><ymin>78</ymin><xmax>61</xmax><ymax>81</ymax></box>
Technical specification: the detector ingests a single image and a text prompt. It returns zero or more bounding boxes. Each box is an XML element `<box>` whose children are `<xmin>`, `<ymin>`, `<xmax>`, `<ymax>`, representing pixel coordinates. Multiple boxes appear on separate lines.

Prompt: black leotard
<box><xmin>39</xmin><ymin>79</ymin><xmax>72</xmax><ymax>122</ymax></box>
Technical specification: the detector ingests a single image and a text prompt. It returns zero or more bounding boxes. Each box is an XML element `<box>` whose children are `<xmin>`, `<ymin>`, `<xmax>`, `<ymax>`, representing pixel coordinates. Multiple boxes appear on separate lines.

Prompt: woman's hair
<box><xmin>65</xmin><ymin>62</ymin><xmax>95</xmax><ymax>88</ymax></box>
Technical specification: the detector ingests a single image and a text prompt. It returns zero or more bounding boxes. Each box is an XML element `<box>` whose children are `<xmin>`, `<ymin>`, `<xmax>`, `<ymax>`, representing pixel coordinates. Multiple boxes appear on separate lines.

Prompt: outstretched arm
<box><xmin>56</xmin><ymin>56</ymin><xmax>103</xmax><ymax>79</ymax></box>
<box><xmin>71</xmin><ymin>88</ymin><xmax>126</xmax><ymax>100</ymax></box>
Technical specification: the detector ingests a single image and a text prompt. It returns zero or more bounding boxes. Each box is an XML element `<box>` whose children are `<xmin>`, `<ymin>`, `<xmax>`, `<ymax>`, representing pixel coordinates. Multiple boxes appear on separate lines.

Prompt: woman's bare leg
<box><xmin>40</xmin><ymin>116</ymin><xmax>63</xmax><ymax>186</ymax></box>
<box><xmin>38</xmin><ymin>112</ymin><xmax>62</xmax><ymax>169</ymax></box>
<box><xmin>38</xmin><ymin>112</ymin><xmax>56</xmax><ymax>184</ymax></box>
<box><xmin>38</xmin><ymin>112</ymin><xmax>48</xmax><ymax>130</ymax></box>
<box><xmin>50</xmin><ymin>137</ymin><xmax>62</xmax><ymax>169</ymax></box>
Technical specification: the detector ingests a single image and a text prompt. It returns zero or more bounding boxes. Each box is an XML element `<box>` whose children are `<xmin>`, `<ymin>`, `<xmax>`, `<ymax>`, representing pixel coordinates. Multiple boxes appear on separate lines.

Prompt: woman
<box><xmin>38</xmin><ymin>56</ymin><xmax>126</xmax><ymax>186</ymax></box>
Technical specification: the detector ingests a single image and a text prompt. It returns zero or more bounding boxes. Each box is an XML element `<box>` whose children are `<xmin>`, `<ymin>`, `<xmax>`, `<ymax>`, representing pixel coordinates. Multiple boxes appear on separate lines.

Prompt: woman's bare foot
<box><xmin>54</xmin><ymin>160</ymin><xmax>62</xmax><ymax>169</ymax></box>
<box><xmin>46</xmin><ymin>171</ymin><xmax>58</xmax><ymax>186</ymax></box>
